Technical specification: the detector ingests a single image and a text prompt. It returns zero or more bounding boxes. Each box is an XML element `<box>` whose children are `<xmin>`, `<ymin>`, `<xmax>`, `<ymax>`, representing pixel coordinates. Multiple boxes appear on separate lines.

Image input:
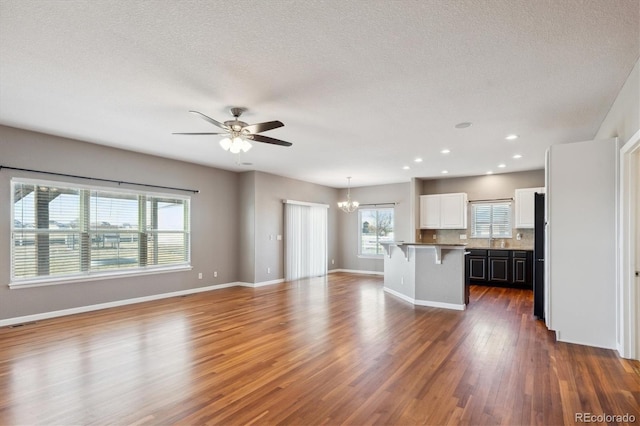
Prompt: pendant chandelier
<box><xmin>338</xmin><ymin>177</ymin><xmax>359</xmax><ymax>213</ymax></box>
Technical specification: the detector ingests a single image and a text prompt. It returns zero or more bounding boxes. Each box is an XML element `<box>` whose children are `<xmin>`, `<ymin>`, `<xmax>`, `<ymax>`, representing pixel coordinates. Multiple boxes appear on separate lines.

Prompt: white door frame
<box><xmin>619</xmin><ymin>129</ymin><xmax>640</xmax><ymax>359</ymax></box>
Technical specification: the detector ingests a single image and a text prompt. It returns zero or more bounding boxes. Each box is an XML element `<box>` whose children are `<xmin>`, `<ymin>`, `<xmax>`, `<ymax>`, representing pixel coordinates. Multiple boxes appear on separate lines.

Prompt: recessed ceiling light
<box><xmin>414</xmin><ymin>158</ymin><xmax>423</xmax><ymax>163</ymax></box>
<box><xmin>441</xmin><ymin>149</ymin><xmax>451</xmax><ymax>154</ymax></box>
<box><xmin>455</xmin><ymin>122</ymin><xmax>472</xmax><ymax>129</ymax></box>
<box><xmin>498</xmin><ymin>163</ymin><xmax>506</xmax><ymax>168</ymax></box>
<box><xmin>402</xmin><ymin>165</ymin><xmax>410</xmax><ymax>170</ymax></box>
<box><xmin>512</xmin><ymin>154</ymin><xmax>522</xmax><ymax>159</ymax></box>
<box><xmin>486</xmin><ymin>171</ymin><xmax>494</xmax><ymax>175</ymax></box>
<box><xmin>505</xmin><ymin>134</ymin><xmax>519</xmax><ymax>140</ymax></box>
<box><xmin>441</xmin><ymin>170</ymin><xmax>449</xmax><ymax>174</ymax></box>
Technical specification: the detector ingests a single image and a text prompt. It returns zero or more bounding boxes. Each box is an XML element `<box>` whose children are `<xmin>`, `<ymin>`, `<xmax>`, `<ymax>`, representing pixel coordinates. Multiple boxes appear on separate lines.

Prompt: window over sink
<box><xmin>470</xmin><ymin>201</ymin><xmax>512</xmax><ymax>239</ymax></box>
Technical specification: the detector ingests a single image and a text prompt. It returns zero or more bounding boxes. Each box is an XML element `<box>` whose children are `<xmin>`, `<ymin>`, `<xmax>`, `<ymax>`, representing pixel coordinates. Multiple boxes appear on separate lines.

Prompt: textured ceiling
<box><xmin>0</xmin><ymin>0</ymin><xmax>638</xmax><ymax>188</ymax></box>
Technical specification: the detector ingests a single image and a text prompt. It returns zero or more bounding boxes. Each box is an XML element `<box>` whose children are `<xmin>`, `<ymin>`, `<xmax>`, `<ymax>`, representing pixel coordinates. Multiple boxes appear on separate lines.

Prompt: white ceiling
<box><xmin>0</xmin><ymin>0</ymin><xmax>638</xmax><ymax>188</ymax></box>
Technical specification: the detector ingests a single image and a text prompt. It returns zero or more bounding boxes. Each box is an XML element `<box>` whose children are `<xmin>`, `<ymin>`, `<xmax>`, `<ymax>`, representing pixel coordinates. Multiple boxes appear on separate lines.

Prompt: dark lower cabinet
<box><xmin>468</xmin><ymin>256</ymin><xmax>487</xmax><ymax>281</ymax></box>
<box><xmin>465</xmin><ymin>249</ymin><xmax>533</xmax><ymax>287</ymax></box>
<box><xmin>512</xmin><ymin>251</ymin><xmax>532</xmax><ymax>285</ymax></box>
<box><xmin>488</xmin><ymin>250</ymin><xmax>510</xmax><ymax>283</ymax></box>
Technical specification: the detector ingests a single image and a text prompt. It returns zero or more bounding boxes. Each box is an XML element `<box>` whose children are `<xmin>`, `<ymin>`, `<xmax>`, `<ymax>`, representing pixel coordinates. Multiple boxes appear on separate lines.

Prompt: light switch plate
<box><xmin>460</xmin><ymin>234</ymin><xmax>467</xmax><ymax>240</ymax></box>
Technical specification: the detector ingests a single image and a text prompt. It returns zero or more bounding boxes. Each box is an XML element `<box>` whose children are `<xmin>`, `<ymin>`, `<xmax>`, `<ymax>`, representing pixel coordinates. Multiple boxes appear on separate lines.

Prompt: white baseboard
<box><xmin>240</xmin><ymin>278</ymin><xmax>285</xmax><ymax>288</ymax></box>
<box><xmin>331</xmin><ymin>268</ymin><xmax>384</xmax><ymax>276</ymax></box>
<box><xmin>0</xmin><ymin>281</ymin><xmax>242</xmax><ymax>327</ymax></box>
<box><xmin>555</xmin><ymin>331</ymin><xmax>617</xmax><ymax>351</ymax></box>
<box><xmin>414</xmin><ymin>299</ymin><xmax>465</xmax><ymax>311</ymax></box>
<box><xmin>383</xmin><ymin>286</ymin><xmax>415</xmax><ymax>304</ymax></box>
<box><xmin>383</xmin><ymin>286</ymin><xmax>465</xmax><ymax>311</ymax></box>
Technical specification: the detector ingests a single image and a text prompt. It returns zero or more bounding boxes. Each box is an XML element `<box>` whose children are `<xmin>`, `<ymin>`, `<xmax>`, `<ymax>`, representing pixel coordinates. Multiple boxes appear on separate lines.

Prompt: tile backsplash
<box><xmin>418</xmin><ymin>228</ymin><xmax>535</xmax><ymax>250</ymax></box>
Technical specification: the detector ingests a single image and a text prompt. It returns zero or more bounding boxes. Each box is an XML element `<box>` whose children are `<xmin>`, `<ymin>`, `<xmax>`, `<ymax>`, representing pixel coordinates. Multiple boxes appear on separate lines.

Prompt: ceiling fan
<box><xmin>173</xmin><ymin>107</ymin><xmax>292</xmax><ymax>154</ymax></box>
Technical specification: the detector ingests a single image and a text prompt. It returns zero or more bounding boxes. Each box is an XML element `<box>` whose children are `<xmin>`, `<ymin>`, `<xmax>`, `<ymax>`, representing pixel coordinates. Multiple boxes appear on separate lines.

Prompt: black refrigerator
<box><xmin>533</xmin><ymin>192</ymin><xmax>545</xmax><ymax>319</ymax></box>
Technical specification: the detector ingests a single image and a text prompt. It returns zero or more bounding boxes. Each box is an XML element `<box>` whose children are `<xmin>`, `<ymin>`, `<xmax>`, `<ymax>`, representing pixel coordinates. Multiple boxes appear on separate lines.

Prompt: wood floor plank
<box><xmin>0</xmin><ymin>273</ymin><xmax>638</xmax><ymax>425</ymax></box>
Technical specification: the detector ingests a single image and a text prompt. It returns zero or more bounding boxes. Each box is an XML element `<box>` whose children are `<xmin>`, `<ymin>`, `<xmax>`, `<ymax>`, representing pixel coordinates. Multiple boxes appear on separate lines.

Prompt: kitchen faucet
<box><xmin>488</xmin><ymin>224</ymin><xmax>493</xmax><ymax>248</ymax></box>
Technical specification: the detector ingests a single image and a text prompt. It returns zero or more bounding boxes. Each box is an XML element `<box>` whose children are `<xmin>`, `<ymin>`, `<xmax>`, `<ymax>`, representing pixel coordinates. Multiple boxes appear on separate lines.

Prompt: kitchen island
<box><xmin>380</xmin><ymin>242</ymin><xmax>468</xmax><ymax>310</ymax></box>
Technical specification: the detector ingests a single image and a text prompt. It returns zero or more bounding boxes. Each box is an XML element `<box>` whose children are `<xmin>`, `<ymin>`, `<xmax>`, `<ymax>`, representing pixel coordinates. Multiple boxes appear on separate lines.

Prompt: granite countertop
<box><xmin>382</xmin><ymin>241</ymin><xmax>468</xmax><ymax>247</ymax></box>
<box><xmin>466</xmin><ymin>246</ymin><xmax>533</xmax><ymax>251</ymax></box>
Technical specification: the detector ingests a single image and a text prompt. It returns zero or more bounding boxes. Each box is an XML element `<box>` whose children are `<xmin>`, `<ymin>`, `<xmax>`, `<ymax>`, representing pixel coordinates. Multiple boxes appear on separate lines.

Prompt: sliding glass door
<box><xmin>284</xmin><ymin>202</ymin><xmax>327</xmax><ymax>281</ymax></box>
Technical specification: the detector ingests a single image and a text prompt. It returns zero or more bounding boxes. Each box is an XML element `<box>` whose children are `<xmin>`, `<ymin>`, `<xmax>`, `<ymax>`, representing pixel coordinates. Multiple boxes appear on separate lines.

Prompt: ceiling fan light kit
<box><xmin>220</xmin><ymin>136</ymin><xmax>252</xmax><ymax>153</ymax></box>
<box><xmin>174</xmin><ymin>107</ymin><xmax>292</xmax><ymax>155</ymax></box>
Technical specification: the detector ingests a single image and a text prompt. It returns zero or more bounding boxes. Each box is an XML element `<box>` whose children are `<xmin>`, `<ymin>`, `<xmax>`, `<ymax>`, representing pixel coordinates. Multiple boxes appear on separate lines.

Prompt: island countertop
<box><xmin>381</xmin><ymin>242</ymin><xmax>468</xmax><ymax>310</ymax></box>
<box><xmin>381</xmin><ymin>242</ymin><xmax>467</xmax><ymax>247</ymax></box>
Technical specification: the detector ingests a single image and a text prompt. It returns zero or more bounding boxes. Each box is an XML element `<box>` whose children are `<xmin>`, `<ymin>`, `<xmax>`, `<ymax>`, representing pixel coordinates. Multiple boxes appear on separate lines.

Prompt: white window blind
<box><xmin>11</xmin><ymin>179</ymin><xmax>190</xmax><ymax>285</ymax></box>
<box><xmin>470</xmin><ymin>201</ymin><xmax>512</xmax><ymax>238</ymax></box>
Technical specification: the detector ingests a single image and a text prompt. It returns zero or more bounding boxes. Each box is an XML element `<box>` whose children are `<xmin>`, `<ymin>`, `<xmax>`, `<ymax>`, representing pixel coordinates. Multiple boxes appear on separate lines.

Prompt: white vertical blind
<box><xmin>308</xmin><ymin>205</ymin><xmax>327</xmax><ymax>277</ymax></box>
<box><xmin>285</xmin><ymin>201</ymin><xmax>328</xmax><ymax>281</ymax></box>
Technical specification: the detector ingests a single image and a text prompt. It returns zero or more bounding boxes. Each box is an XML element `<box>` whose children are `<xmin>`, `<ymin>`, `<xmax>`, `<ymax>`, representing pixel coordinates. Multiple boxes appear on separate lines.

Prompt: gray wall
<box><xmin>0</xmin><ymin>125</ymin><xmax>240</xmax><ymax>320</ymax></box>
<box><xmin>241</xmin><ymin>171</ymin><xmax>340</xmax><ymax>284</ymax></box>
<box><xmin>421</xmin><ymin>169</ymin><xmax>545</xmax><ymax>200</ymax></box>
<box><xmin>418</xmin><ymin>170</ymin><xmax>545</xmax><ymax>249</ymax></box>
<box><xmin>339</xmin><ymin>182</ymin><xmax>411</xmax><ymax>273</ymax></box>
<box><xmin>238</xmin><ymin>171</ymin><xmax>256</xmax><ymax>284</ymax></box>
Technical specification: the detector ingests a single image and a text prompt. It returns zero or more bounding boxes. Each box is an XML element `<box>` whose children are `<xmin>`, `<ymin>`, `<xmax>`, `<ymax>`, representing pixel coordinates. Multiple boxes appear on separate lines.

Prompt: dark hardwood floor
<box><xmin>0</xmin><ymin>273</ymin><xmax>638</xmax><ymax>425</ymax></box>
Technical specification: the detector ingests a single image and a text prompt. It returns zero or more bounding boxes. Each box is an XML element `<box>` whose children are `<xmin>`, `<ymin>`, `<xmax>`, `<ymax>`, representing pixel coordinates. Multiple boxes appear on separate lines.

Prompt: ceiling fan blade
<box><xmin>189</xmin><ymin>110</ymin><xmax>229</xmax><ymax>130</ymax></box>
<box><xmin>251</xmin><ymin>134</ymin><xmax>293</xmax><ymax>147</ymax></box>
<box><xmin>243</xmin><ymin>120</ymin><xmax>284</xmax><ymax>134</ymax></box>
<box><xmin>172</xmin><ymin>132</ymin><xmax>226</xmax><ymax>135</ymax></box>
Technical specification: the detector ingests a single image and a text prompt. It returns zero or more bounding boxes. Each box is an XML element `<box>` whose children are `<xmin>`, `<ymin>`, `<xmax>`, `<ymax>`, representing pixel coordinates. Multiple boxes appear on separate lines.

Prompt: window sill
<box><xmin>9</xmin><ymin>265</ymin><xmax>193</xmax><ymax>289</ymax></box>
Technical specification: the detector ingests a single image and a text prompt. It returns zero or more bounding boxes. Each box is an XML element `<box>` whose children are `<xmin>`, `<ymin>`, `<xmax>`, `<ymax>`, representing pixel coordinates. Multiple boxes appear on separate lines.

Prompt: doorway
<box><xmin>620</xmin><ymin>130</ymin><xmax>640</xmax><ymax>359</ymax></box>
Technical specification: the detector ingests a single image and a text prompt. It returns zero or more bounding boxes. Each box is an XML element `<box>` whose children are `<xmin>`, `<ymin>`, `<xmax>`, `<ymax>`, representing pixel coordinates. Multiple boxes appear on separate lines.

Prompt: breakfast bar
<box><xmin>380</xmin><ymin>242</ymin><xmax>468</xmax><ymax>310</ymax></box>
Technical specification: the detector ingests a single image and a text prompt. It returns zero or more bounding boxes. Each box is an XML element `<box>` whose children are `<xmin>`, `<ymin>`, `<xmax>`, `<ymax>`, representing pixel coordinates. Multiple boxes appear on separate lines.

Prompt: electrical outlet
<box><xmin>460</xmin><ymin>234</ymin><xmax>467</xmax><ymax>240</ymax></box>
<box><xmin>198</xmin><ymin>272</ymin><xmax>203</xmax><ymax>280</ymax></box>
<box><xmin>432</xmin><ymin>234</ymin><xmax>437</xmax><ymax>240</ymax></box>
<box><xmin>267</xmin><ymin>267</ymin><xmax>271</xmax><ymax>274</ymax></box>
<box><xmin>331</xmin><ymin>259</ymin><xmax>335</xmax><ymax>265</ymax></box>
<box><xmin>214</xmin><ymin>271</ymin><xmax>218</xmax><ymax>278</ymax></box>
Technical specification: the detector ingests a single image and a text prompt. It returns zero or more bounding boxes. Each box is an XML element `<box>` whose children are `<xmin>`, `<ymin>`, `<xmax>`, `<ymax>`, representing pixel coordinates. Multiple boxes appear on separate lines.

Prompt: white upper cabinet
<box><xmin>420</xmin><ymin>195</ymin><xmax>441</xmax><ymax>228</ymax></box>
<box><xmin>420</xmin><ymin>193</ymin><xmax>468</xmax><ymax>229</ymax></box>
<box><xmin>514</xmin><ymin>187</ymin><xmax>545</xmax><ymax>228</ymax></box>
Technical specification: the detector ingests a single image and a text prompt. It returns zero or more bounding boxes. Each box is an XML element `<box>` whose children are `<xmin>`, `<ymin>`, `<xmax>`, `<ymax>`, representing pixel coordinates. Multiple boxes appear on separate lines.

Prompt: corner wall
<box><xmin>338</xmin><ymin>182</ymin><xmax>411</xmax><ymax>273</ymax></box>
<box><xmin>0</xmin><ymin>125</ymin><xmax>240</xmax><ymax>321</ymax></box>
<box><xmin>247</xmin><ymin>171</ymin><xmax>339</xmax><ymax>284</ymax></box>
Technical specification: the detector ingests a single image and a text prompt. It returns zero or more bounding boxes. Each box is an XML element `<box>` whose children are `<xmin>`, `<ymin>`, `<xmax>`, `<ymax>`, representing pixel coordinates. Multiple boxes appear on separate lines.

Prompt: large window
<box><xmin>358</xmin><ymin>207</ymin><xmax>394</xmax><ymax>256</ymax></box>
<box><xmin>470</xmin><ymin>201</ymin><xmax>512</xmax><ymax>238</ymax></box>
<box><xmin>11</xmin><ymin>178</ymin><xmax>190</xmax><ymax>286</ymax></box>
